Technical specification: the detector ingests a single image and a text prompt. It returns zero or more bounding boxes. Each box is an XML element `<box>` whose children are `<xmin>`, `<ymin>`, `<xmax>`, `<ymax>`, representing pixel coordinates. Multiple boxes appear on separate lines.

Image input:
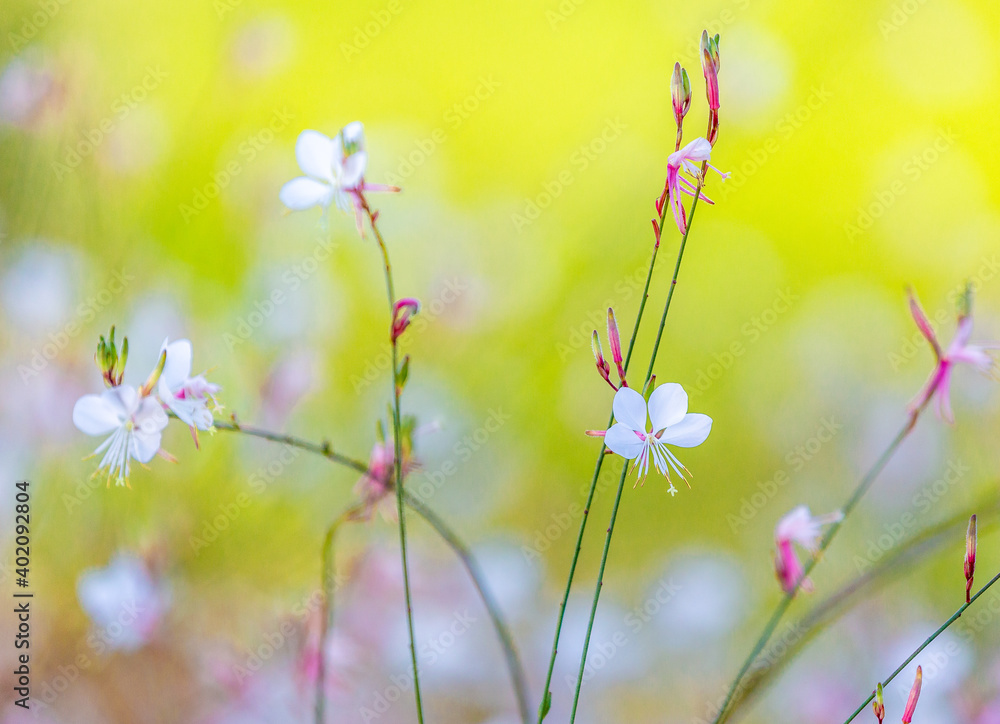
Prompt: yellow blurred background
<box><xmin>2</xmin><ymin>0</ymin><xmax>1000</xmax><ymax>721</ymax></box>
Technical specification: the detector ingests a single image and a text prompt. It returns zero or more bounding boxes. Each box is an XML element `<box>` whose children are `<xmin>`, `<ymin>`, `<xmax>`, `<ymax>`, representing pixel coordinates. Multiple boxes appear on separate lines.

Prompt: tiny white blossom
<box><xmin>72</xmin><ymin>385</ymin><xmax>168</xmax><ymax>486</ymax></box>
<box><xmin>603</xmin><ymin>383</ymin><xmax>712</xmax><ymax>484</ymax></box>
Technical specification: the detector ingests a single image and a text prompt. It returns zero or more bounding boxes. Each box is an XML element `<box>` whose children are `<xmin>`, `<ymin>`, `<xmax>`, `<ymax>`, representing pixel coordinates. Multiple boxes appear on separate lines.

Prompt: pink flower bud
<box><xmin>607</xmin><ymin>308</ymin><xmax>627</xmax><ymax>386</ymax></box>
<box><xmin>966</xmin><ymin>514</ymin><xmax>977</xmax><ymax>603</ymax></box>
<box><xmin>902</xmin><ymin>666</ymin><xmax>922</xmax><ymax>724</ymax></box>
<box><xmin>872</xmin><ymin>682</ymin><xmax>885</xmax><ymax>724</ymax></box>
<box><xmin>700</xmin><ymin>31</ymin><xmax>721</xmax><ymax>145</ymax></box>
<box><xmin>391</xmin><ymin>297</ymin><xmax>421</xmax><ymax>342</ymax></box>
<box><xmin>592</xmin><ymin>330</ymin><xmax>613</xmax><ymax>389</ymax></box>
<box><xmin>671</xmin><ymin>62</ymin><xmax>692</xmax><ymax>129</ymax></box>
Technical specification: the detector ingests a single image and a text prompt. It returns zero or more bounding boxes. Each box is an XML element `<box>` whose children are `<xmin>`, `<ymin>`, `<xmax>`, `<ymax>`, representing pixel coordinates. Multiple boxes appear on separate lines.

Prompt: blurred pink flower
<box><xmin>902</xmin><ymin>666</ymin><xmax>922</xmax><ymax>724</ymax></box>
<box><xmin>279</xmin><ymin>123</ymin><xmax>399</xmax><ymax>234</ymax></box>
<box><xmin>907</xmin><ymin>288</ymin><xmax>998</xmax><ymax>423</ymax></box>
<box><xmin>774</xmin><ymin>506</ymin><xmax>842</xmax><ymax>594</ymax></box>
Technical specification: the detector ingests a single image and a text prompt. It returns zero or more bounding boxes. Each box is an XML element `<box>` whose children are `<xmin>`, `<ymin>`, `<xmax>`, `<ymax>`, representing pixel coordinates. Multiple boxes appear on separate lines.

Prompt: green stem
<box><xmin>711</xmin><ymin>414</ymin><xmax>923</xmax><ymax>724</ymax></box>
<box><xmin>404</xmin><ymin>490</ymin><xmax>532</xmax><ymax>723</ymax></box>
<box><xmin>315</xmin><ymin>505</ymin><xmax>360</xmax><ymax>724</ymax></box>
<box><xmin>212</xmin><ymin>416</ymin><xmax>527</xmax><ymax>720</ymax></box>
<box><xmin>212</xmin><ymin>419</ymin><xmax>368</xmax><ymax>473</ymax></box>
<box><xmin>361</xmin><ymin>195</ymin><xmax>425</xmax><ymax>724</ymax></box>
<box><xmin>568</xmin><ymin>178</ymin><xmax>705</xmax><ymax>723</ymax></box>
<box><xmin>536</xmin><ymin>200</ymin><xmax>671</xmax><ymax>721</ymax></box>
<box><xmin>842</xmin><ymin>567</ymin><xmax>1000</xmax><ymax>724</ymax></box>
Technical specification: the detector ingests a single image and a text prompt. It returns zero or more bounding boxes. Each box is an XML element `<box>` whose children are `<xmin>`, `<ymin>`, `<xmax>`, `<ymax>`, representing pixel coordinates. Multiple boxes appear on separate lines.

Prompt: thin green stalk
<box><xmin>711</xmin><ymin>413</ymin><xmax>924</xmax><ymax>724</ymax></box>
<box><xmin>315</xmin><ymin>505</ymin><xmax>360</xmax><ymax>724</ymax></box>
<box><xmin>842</xmin><ymin>567</ymin><xmax>1000</xmax><ymax>724</ymax></box>
<box><xmin>212</xmin><ymin>419</ymin><xmax>369</xmax><ymax>473</ymax></box>
<box><xmin>536</xmin><ymin>200</ymin><xmax>671</xmax><ymax>721</ymax></box>
<box><xmin>404</xmin><ymin>490</ymin><xmax>531</xmax><ymax>723</ymax></box>
<box><xmin>362</xmin><ymin>196</ymin><xmax>425</xmax><ymax>724</ymax></box>
<box><xmin>569</xmin><ymin>180</ymin><xmax>706</xmax><ymax>723</ymax></box>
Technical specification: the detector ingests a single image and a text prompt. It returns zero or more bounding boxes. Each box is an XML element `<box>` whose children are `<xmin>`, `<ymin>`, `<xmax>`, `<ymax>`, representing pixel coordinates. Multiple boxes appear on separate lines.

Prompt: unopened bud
<box><xmin>966</xmin><ymin>514</ymin><xmax>977</xmax><ymax>603</ymax></box>
<box><xmin>902</xmin><ymin>666</ymin><xmax>922</xmax><ymax>724</ymax></box>
<box><xmin>671</xmin><ymin>62</ymin><xmax>692</xmax><ymax>129</ymax></box>
<box><xmin>607</xmin><ymin>308</ymin><xmax>627</xmax><ymax>386</ymax></box>
<box><xmin>700</xmin><ymin>31</ymin><xmax>721</xmax><ymax>145</ymax></box>
<box><xmin>872</xmin><ymin>682</ymin><xmax>885</xmax><ymax>724</ymax></box>
<box><xmin>140</xmin><ymin>350</ymin><xmax>167</xmax><ymax>397</ymax></box>
<box><xmin>642</xmin><ymin>374</ymin><xmax>656</xmax><ymax>400</ymax></box>
<box><xmin>94</xmin><ymin>326</ymin><xmax>128</xmax><ymax>387</ymax></box>
<box><xmin>592</xmin><ymin>331</ymin><xmax>612</xmax><ymax>387</ymax></box>
<box><xmin>391</xmin><ymin>297</ymin><xmax>421</xmax><ymax>342</ymax></box>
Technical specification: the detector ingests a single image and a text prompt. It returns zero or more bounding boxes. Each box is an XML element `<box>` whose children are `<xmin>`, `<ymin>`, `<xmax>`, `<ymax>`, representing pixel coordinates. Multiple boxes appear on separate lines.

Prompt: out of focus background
<box><xmin>2</xmin><ymin>0</ymin><xmax>1000</xmax><ymax>722</ymax></box>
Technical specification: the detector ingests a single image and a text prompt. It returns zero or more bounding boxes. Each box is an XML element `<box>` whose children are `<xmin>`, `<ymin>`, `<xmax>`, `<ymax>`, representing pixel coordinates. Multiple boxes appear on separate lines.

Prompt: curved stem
<box><xmin>537</xmin><ymin>200</ymin><xmax>672</xmax><ymax>721</ymax></box>
<box><xmin>211</xmin><ymin>419</ymin><xmax>369</xmax><ymax>473</ymax></box>
<box><xmin>315</xmin><ymin>505</ymin><xmax>360</xmax><ymax>724</ymax></box>
<box><xmin>567</xmin><ymin>178</ymin><xmax>705</xmax><ymax>723</ymax></box>
<box><xmin>404</xmin><ymin>491</ymin><xmax>531</xmax><ymax>723</ymax></box>
<box><xmin>842</xmin><ymin>567</ymin><xmax>1000</xmax><ymax>724</ymax></box>
<box><xmin>360</xmin><ymin>195</ymin><xmax>425</xmax><ymax>724</ymax></box>
<box><xmin>211</xmin><ymin>416</ymin><xmax>524</xmax><ymax>720</ymax></box>
<box><xmin>711</xmin><ymin>412</ymin><xmax>924</xmax><ymax>724</ymax></box>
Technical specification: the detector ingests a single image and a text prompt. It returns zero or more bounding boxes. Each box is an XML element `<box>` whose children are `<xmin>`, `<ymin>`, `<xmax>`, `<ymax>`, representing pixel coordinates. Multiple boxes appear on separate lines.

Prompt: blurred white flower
<box><xmin>77</xmin><ymin>554</ymin><xmax>169</xmax><ymax>652</ymax></box>
<box><xmin>279</xmin><ymin>123</ymin><xmax>399</xmax><ymax>234</ymax></box>
<box><xmin>72</xmin><ymin>385</ymin><xmax>167</xmax><ymax>486</ymax></box>
<box><xmin>157</xmin><ymin>338</ymin><xmax>220</xmax><ymax>434</ymax></box>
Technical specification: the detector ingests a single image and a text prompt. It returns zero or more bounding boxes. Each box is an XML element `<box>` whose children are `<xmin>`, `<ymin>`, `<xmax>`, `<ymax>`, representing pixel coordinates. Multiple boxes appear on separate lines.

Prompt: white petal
<box><xmin>604</xmin><ymin>423</ymin><xmax>646</xmax><ymax>460</ymax></box>
<box><xmin>279</xmin><ymin>177</ymin><xmax>333</xmax><ymax>210</ymax></box>
<box><xmin>341</xmin><ymin>121</ymin><xmax>365</xmax><ymax>152</ymax></box>
<box><xmin>73</xmin><ymin>392</ymin><xmax>125</xmax><ymax>435</ymax></box>
<box><xmin>339</xmin><ymin>150</ymin><xmax>367</xmax><ymax>188</ymax></box>
<box><xmin>161</xmin><ymin>339</ymin><xmax>192</xmax><ymax>390</ymax></box>
<box><xmin>135</xmin><ymin>397</ymin><xmax>168</xmax><ymax>436</ymax></box>
<box><xmin>294</xmin><ymin>129</ymin><xmax>337</xmax><ymax>183</ymax></box>
<box><xmin>612</xmin><ymin>386</ymin><xmax>648</xmax><ymax>431</ymax></box>
<box><xmin>659</xmin><ymin>413</ymin><xmax>712</xmax><ymax>448</ymax></box>
<box><xmin>648</xmin><ymin>383</ymin><xmax>688</xmax><ymax>431</ymax></box>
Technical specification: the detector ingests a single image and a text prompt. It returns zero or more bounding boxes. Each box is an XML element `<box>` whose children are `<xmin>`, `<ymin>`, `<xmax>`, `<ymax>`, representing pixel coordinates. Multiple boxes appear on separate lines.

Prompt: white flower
<box><xmin>603</xmin><ymin>384</ymin><xmax>712</xmax><ymax>484</ymax></box>
<box><xmin>77</xmin><ymin>554</ymin><xmax>169</xmax><ymax>652</ymax></box>
<box><xmin>157</xmin><ymin>338</ymin><xmax>219</xmax><ymax>431</ymax></box>
<box><xmin>72</xmin><ymin>385</ymin><xmax>168</xmax><ymax>486</ymax></box>
<box><xmin>279</xmin><ymin>123</ymin><xmax>399</xmax><ymax>234</ymax></box>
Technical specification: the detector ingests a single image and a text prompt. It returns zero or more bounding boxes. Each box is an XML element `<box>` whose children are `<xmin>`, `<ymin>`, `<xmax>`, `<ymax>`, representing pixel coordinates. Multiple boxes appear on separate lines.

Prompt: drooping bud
<box><xmin>607</xmin><ymin>308</ymin><xmax>626</xmax><ymax>386</ymax></box>
<box><xmin>966</xmin><ymin>514</ymin><xmax>977</xmax><ymax>603</ymax></box>
<box><xmin>671</xmin><ymin>62</ymin><xmax>692</xmax><ymax>130</ymax></box>
<box><xmin>391</xmin><ymin>297</ymin><xmax>421</xmax><ymax>342</ymax></box>
<box><xmin>901</xmin><ymin>666</ymin><xmax>922</xmax><ymax>724</ymax></box>
<box><xmin>872</xmin><ymin>683</ymin><xmax>885</xmax><ymax>724</ymax></box>
<box><xmin>592</xmin><ymin>331</ymin><xmax>613</xmax><ymax>389</ymax></box>
<box><xmin>700</xmin><ymin>31</ymin><xmax>721</xmax><ymax>145</ymax></box>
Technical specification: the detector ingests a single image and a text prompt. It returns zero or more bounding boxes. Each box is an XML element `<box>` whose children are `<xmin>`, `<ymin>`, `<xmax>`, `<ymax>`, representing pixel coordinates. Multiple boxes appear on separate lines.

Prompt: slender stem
<box><xmin>842</xmin><ymin>567</ymin><xmax>1000</xmax><ymax>724</ymax></box>
<box><xmin>536</xmin><ymin>200</ymin><xmax>672</xmax><ymax>721</ymax></box>
<box><xmin>711</xmin><ymin>414</ymin><xmax>923</xmax><ymax>724</ymax></box>
<box><xmin>567</xmin><ymin>179</ymin><xmax>706</xmax><ymax>723</ymax></box>
<box><xmin>404</xmin><ymin>491</ymin><xmax>531</xmax><ymax>723</ymax></box>
<box><xmin>212</xmin><ymin>419</ymin><xmax>369</xmax><ymax>473</ymax></box>
<box><xmin>315</xmin><ymin>505</ymin><xmax>360</xmax><ymax>724</ymax></box>
<box><xmin>361</xmin><ymin>195</ymin><xmax>425</xmax><ymax>724</ymax></box>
